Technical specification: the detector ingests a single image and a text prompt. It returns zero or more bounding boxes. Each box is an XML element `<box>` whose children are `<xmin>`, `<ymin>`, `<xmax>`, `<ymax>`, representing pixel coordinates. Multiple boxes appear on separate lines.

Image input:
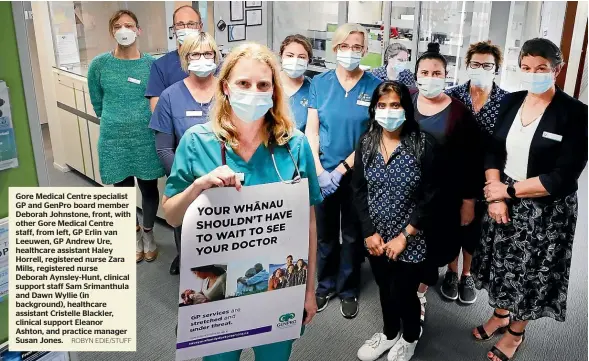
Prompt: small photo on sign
<box><xmin>226</xmin><ymin>261</ymin><xmax>270</xmax><ymax>298</ymax></box>
<box><xmin>268</xmin><ymin>255</ymin><xmax>308</xmax><ymax>291</ymax></box>
<box><xmin>179</xmin><ymin>264</ymin><xmax>227</xmax><ymax>307</ymax></box>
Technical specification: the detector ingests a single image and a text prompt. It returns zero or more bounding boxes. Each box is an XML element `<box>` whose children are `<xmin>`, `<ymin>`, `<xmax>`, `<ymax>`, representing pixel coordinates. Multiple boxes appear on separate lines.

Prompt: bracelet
<box><xmin>341</xmin><ymin>160</ymin><xmax>352</xmax><ymax>172</ymax></box>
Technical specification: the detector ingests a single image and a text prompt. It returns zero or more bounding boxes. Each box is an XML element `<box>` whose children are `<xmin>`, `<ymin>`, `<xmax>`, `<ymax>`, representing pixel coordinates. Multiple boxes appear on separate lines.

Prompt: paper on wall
<box><xmin>0</xmin><ymin>82</ymin><xmax>18</xmax><ymax>171</ymax></box>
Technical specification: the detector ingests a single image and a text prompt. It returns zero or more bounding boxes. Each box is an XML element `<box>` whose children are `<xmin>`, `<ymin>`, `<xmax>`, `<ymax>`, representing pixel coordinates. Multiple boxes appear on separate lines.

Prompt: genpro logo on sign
<box><xmin>277</xmin><ymin>313</ymin><xmax>297</xmax><ymax>329</ymax></box>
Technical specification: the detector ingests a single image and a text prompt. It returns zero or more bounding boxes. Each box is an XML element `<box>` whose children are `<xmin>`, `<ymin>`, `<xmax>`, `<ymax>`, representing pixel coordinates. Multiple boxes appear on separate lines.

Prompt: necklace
<box><xmin>519</xmin><ymin>97</ymin><xmax>545</xmax><ymax>132</ymax></box>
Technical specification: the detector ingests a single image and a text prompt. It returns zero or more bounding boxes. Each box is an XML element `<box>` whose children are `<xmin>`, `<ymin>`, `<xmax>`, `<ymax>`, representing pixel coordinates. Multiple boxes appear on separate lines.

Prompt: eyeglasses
<box><xmin>174</xmin><ymin>21</ymin><xmax>202</xmax><ymax>30</ymax></box>
<box><xmin>188</xmin><ymin>51</ymin><xmax>215</xmax><ymax>60</ymax></box>
<box><xmin>338</xmin><ymin>43</ymin><xmax>364</xmax><ymax>53</ymax></box>
<box><xmin>469</xmin><ymin>62</ymin><xmax>495</xmax><ymax>71</ymax></box>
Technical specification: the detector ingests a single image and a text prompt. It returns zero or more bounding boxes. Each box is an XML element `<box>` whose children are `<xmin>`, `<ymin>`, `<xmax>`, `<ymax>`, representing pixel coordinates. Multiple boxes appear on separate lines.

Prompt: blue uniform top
<box><xmin>149</xmin><ymin>80</ymin><xmax>212</xmax><ymax>144</ymax></box>
<box><xmin>289</xmin><ymin>76</ymin><xmax>312</xmax><ymax>132</ymax></box>
<box><xmin>164</xmin><ymin>122</ymin><xmax>323</xmax><ymax>207</ymax></box>
<box><xmin>145</xmin><ymin>50</ymin><xmax>187</xmax><ymax>98</ymax></box>
<box><xmin>309</xmin><ymin>70</ymin><xmax>382</xmax><ymax>172</ymax></box>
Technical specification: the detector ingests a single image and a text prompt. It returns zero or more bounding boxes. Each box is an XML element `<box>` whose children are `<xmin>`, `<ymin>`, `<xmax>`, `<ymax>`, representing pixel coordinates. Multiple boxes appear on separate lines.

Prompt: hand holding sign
<box><xmin>196</xmin><ymin>165</ymin><xmax>243</xmax><ymax>191</ymax></box>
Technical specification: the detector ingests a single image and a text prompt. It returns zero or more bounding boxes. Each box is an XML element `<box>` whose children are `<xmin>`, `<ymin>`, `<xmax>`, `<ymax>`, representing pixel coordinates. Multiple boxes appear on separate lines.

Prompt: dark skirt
<box><xmin>471</xmin><ymin>177</ymin><xmax>578</xmax><ymax>322</ymax></box>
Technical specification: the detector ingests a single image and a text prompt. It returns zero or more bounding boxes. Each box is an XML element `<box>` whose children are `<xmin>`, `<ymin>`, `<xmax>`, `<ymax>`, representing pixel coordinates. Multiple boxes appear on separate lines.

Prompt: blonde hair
<box><xmin>211</xmin><ymin>43</ymin><xmax>294</xmax><ymax>148</ymax></box>
<box><xmin>331</xmin><ymin>23</ymin><xmax>368</xmax><ymax>53</ymax></box>
<box><xmin>178</xmin><ymin>32</ymin><xmax>220</xmax><ymax>72</ymax></box>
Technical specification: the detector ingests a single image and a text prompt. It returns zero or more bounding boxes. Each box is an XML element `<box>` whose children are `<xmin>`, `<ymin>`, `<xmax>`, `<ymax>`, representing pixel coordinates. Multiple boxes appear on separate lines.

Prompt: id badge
<box><xmin>127</xmin><ymin>77</ymin><xmax>141</xmax><ymax>84</ymax></box>
<box><xmin>186</xmin><ymin>110</ymin><xmax>203</xmax><ymax>117</ymax></box>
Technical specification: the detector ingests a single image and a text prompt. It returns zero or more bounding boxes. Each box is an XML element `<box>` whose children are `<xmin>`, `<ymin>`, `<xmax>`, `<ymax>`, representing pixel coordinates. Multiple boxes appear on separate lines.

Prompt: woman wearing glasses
<box><xmin>88</xmin><ymin>10</ymin><xmax>165</xmax><ymax>264</ymax></box>
<box><xmin>306</xmin><ymin>23</ymin><xmax>382</xmax><ymax>319</ymax></box>
<box><xmin>150</xmin><ymin>32</ymin><xmax>218</xmax><ymax>273</ymax></box>
<box><xmin>162</xmin><ymin>43</ymin><xmax>322</xmax><ymax>361</ymax></box>
<box><xmin>279</xmin><ymin>34</ymin><xmax>314</xmax><ymax>132</ymax></box>
<box><xmin>472</xmin><ymin>38</ymin><xmax>587</xmax><ymax>361</ymax></box>
<box><xmin>370</xmin><ymin>43</ymin><xmax>416</xmax><ymax>88</ymax></box>
<box><xmin>441</xmin><ymin>41</ymin><xmax>509</xmax><ymax>305</ymax></box>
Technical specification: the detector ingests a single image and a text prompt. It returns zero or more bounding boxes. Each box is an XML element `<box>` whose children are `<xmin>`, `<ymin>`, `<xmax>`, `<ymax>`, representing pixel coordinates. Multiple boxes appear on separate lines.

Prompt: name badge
<box><xmin>127</xmin><ymin>77</ymin><xmax>141</xmax><ymax>85</ymax></box>
<box><xmin>356</xmin><ymin>100</ymin><xmax>370</xmax><ymax>107</ymax></box>
<box><xmin>186</xmin><ymin>110</ymin><xmax>203</xmax><ymax>117</ymax></box>
<box><xmin>542</xmin><ymin>131</ymin><xmax>562</xmax><ymax>142</ymax></box>
<box><xmin>236</xmin><ymin>173</ymin><xmax>245</xmax><ymax>182</ymax></box>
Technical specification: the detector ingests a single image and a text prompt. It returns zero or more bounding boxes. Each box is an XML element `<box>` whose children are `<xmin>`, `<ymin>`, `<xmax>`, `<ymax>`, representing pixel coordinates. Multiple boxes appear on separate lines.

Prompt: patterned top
<box><xmin>370</xmin><ymin>66</ymin><xmax>416</xmax><ymax>88</ymax></box>
<box><xmin>445</xmin><ymin>81</ymin><xmax>509</xmax><ymax>136</ymax></box>
<box><xmin>354</xmin><ymin>132</ymin><xmax>437</xmax><ymax>263</ymax></box>
<box><xmin>88</xmin><ymin>52</ymin><xmax>165</xmax><ymax>184</ymax></box>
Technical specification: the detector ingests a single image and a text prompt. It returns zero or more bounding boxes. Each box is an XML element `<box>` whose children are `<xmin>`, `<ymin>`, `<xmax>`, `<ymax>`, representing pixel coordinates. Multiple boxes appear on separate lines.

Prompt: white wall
<box><xmin>213</xmin><ymin>2</ymin><xmax>268</xmax><ymax>52</ymax></box>
<box><xmin>540</xmin><ymin>1</ymin><xmax>566</xmax><ymax>45</ymax></box>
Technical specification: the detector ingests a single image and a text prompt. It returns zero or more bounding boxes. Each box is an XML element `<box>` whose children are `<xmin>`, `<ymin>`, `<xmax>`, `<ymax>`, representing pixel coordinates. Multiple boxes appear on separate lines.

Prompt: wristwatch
<box><xmin>401</xmin><ymin>229</ymin><xmax>414</xmax><ymax>243</ymax></box>
<box><xmin>341</xmin><ymin>160</ymin><xmax>352</xmax><ymax>173</ymax></box>
<box><xmin>506</xmin><ymin>184</ymin><xmax>517</xmax><ymax>199</ymax></box>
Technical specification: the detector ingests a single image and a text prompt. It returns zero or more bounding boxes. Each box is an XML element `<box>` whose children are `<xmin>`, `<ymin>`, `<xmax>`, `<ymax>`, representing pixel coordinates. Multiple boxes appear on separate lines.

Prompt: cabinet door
<box><xmin>57</xmin><ymin>107</ymin><xmax>84</xmax><ymax>173</ymax></box>
<box><xmin>87</xmin><ymin>121</ymin><xmax>103</xmax><ymax>185</ymax></box>
<box><xmin>78</xmin><ymin>117</ymin><xmax>94</xmax><ymax>179</ymax></box>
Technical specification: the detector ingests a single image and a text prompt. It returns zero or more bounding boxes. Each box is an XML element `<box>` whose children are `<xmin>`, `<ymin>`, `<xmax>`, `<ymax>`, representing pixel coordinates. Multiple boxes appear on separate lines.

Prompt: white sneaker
<box><xmin>387</xmin><ymin>335</ymin><xmax>418</xmax><ymax>361</ymax></box>
<box><xmin>357</xmin><ymin>333</ymin><xmax>400</xmax><ymax>361</ymax></box>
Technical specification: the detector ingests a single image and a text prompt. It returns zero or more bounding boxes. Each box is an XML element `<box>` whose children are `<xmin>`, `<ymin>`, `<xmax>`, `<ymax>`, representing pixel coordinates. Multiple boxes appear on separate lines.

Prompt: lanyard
<box><xmin>219</xmin><ymin>142</ymin><xmax>301</xmax><ymax>184</ymax></box>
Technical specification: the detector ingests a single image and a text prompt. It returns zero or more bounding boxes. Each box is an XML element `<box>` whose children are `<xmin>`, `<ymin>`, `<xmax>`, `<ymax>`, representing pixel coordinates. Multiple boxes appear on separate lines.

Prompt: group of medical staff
<box><xmin>87</xmin><ymin>5</ymin><xmax>587</xmax><ymax>361</ymax></box>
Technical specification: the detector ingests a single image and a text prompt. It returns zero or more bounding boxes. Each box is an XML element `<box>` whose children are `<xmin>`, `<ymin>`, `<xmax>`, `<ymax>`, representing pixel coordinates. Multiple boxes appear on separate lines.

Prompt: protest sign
<box><xmin>176</xmin><ymin>180</ymin><xmax>310</xmax><ymax>360</ymax></box>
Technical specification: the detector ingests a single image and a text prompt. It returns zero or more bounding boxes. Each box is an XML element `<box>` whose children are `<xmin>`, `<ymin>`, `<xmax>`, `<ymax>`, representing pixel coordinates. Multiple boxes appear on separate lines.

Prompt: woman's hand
<box><xmin>195</xmin><ymin>165</ymin><xmax>242</xmax><ymax>191</ymax></box>
<box><xmin>303</xmin><ymin>290</ymin><xmax>317</xmax><ymax>325</ymax></box>
<box><xmin>383</xmin><ymin>235</ymin><xmax>407</xmax><ymax>261</ymax></box>
<box><xmin>318</xmin><ymin>170</ymin><xmax>337</xmax><ymax>197</ymax></box>
<box><xmin>460</xmin><ymin>199</ymin><xmax>476</xmax><ymax>226</ymax></box>
<box><xmin>488</xmin><ymin>201</ymin><xmax>510</xmax><ymax>224</ymax></box>
<box><xmin>364</xmin><ymin>233</ymin><xmax>385</xmax><ymax>256</ymax></box>
<box><xmin>484</xmin><ymin>180</ymin><xmax>508</xmax><ymax>202</ymax></box>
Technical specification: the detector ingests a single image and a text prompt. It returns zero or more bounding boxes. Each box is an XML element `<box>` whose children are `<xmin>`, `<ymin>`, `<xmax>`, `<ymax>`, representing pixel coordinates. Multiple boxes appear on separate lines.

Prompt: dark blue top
<box><xmin>445</xmin><ymin>81</ymin><xmax>509</xmax><ymax>136</ymax></box>
<box><xmin>149</xmin><ymin>80</ymin><xmax>212</xmax><ymax>144</ymax></box>
<box><xmin>412</xmin><ymin>93</ymin><xmax>451</xmax><ymax>144</ymax></box>
<box><xmin>371</xmin><ymin>66</ymin><xmax>416</xmax><ymax>88</ymax></box>
<box><xmin>289</xmin><ymin>76</ymin><xmax>312</xmax><ymax>132</ymax></box>
<box><xmin>145</xmin><ymin>50</ymin><xmax>187</xmax><ymax>98</ymax></box>
<box><xmin>309</xmin><ymin>70</ymin><xmax>382</xmax><ymax>172</ymax></box>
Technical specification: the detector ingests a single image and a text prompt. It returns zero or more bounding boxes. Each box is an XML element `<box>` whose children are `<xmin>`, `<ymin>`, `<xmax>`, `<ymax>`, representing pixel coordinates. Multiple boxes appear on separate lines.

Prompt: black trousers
<box><xmin>113</xmin><ymin>176</ymin><xmax>159</xmax><ymax>228</ymax></box>
<box><xmin>457</xmin><ymin>200</ymin><xmax>487</xmax><ymax>255</ymax></box>
<box><xmin>174</xmin><ymin>226</ymin><xmax>182</xmax><ymax>257</ymax></box>
<box><xmin>316</xmin><ymin>173</ymin><xmax>362</xmax><ymax>299</ymax></box>
<box><xmin>368</xmin><ymin>256</ymin><xmax>422</xmax><ymax>343</ymax></box>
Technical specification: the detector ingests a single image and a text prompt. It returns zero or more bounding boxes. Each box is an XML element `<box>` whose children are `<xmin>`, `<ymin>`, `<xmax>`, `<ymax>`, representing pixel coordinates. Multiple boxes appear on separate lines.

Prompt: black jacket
<box><xmin>486</xmin><ymin>89</ymin><xmax>588</xmax><ymax>199</ymax></box>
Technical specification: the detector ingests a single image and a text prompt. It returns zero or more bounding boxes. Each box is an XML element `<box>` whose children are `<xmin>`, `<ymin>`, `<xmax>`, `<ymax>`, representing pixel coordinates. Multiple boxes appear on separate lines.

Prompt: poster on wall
<box><xmin>0</xmin><ymin>218</ymin><xmax>7</xmax><ymax>301</ymax></box>
<box><xmin>228</xmin><ymin>24</ymin><xmax>246</xmax><ymax>42</ymax></box>
<box><xmin>0</xmin><ymin>82</ymin><xmax>18</xmax><ymax>171</ymax></box>
<box><xmin>0</xmin><ymin>350</ymin><xmax>69</xmax><ymax>361</ymax></box>
<box><xmin>175</xmin><ymin>181</ymin><xmax>310</xmax><ymax>360</ymax></box>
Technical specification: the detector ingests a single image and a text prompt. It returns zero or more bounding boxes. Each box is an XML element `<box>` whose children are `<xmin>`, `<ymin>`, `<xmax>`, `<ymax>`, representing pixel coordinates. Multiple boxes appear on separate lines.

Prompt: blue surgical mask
<box><xmin>188</xmin><ymin>58</ymin><xmax>217</xmax><ymax>77</ymax></box>
<box><xmin>519</xmin><ymin>71</ymin><xmax>554</xmax><ymax>94</ymax></box>
<box><xmin>228</xmin><ymin>86</ymin><xmax>274</xmax><ymax>123</ymax></box>
<box><xmin>375</xmin><ymin>109</ymin><xmax>406</xmax><ymax>132</ymax></box>
<box><xmin>176</xmin><ymin>29</ymin><xmax>199</xmax><ymax>45</ymax></box>
<box><xmin>337</xmin><ymin>50</ymin><xmax>362</xmax><ymax>71</ymax></box>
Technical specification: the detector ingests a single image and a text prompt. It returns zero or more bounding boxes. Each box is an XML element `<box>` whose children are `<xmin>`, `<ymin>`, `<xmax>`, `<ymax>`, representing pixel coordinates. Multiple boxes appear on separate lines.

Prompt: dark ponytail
<box><xmin>360</xmin><ymin>81</ymin><xmax>422</xmax><ymax>167</ymax></box>
<box><xmin>415</xmin><ymin>42</ymin><xmax>448</xmax><ymax>78</ymax></box>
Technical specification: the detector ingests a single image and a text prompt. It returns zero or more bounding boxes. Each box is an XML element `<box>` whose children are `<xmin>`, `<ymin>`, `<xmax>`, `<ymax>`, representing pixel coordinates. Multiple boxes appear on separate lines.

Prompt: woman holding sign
<box><xmin>162</xmin><ymin>43</ymin><xmax>322</xmax><ymax>361</ymax></box>
<box><xmin>352</xmin><ymin>81</ymin><xmax>439</xmax><ymax>361</ymax></box>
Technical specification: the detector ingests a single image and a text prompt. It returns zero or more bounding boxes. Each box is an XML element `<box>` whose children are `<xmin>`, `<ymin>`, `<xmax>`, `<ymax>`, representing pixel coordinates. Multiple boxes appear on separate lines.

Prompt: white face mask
<box><xmin>114</xmin><ymin>27</ymin><xmax>137</xmax><ymax>46</ymax></box>
<box><xmin>176</xmin><ymin>29</ymin><xmax>199</xmax><ymax>45</ymax></box>
<box><xmin>188</xmin><ymin>58</ymin><xmax>217</xmax><ymax>78</ymax></box>
<box><xmin>337</xmin><ymin>50</ymin><xmax>362</xmax><ymax>71</ymax></box>
<box><xmin>387</xmin><ymin>60</ymin><xmax>407</xmax><ymax>80</ymax></box>
<box><xmin>467</xmin><ymin>68</ymin><xmax>495</xmax><ymax>89</ymax></box>
<box><xmin>228</xmin><ymin>86</ymin><xmax>274</xmax><ymax>123</ymax></box>
<box><xmin>375</xmin><ymin>109</ymin><xmax>406</xmax><ymax>132</ymax></box>
<box><xmin>282</xmin><ymin>57</ymin><xmax>308</xmax><ymax>79</ymax></box>
<box><xmin>519</xmin><ymin>71</ymin><xmax>554</xmax><ymax>94</ymax></box>
<box><xmin>417</xmin><ymin>77</ymin><xmax>445</xmax><ymax>98</ymax></box>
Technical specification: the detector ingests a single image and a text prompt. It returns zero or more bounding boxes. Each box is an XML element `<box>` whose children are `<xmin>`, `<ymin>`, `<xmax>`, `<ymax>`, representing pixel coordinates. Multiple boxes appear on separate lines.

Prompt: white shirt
<box><xmin>504</xmin><ymin>105</ymin><xmax>542</xmax><ymax>181</ymax></box>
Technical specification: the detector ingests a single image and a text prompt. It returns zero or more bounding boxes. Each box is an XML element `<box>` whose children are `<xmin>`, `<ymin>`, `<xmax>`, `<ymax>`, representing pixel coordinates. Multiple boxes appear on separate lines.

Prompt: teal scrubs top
<box><xmin>164</xmin><ymin>122</ymin><xmax>323</xmax><ymax>207</ymax></box>
<box><xmin>289</xmin><ymin>76</ymin><xmax>312</xmax><ymax>132</ymax></box>
<box><xmin>309</xmin><ymin>70</ymin><xmax>382</xmax><ymax>172</ymax></box>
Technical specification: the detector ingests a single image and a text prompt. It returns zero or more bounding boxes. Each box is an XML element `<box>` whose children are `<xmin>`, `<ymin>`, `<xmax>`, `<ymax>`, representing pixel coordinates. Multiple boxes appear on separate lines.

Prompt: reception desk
<box><xmin>52</xmin><ymin>67</ymin><xmax>168</xmax><ymax>220</ymax></box>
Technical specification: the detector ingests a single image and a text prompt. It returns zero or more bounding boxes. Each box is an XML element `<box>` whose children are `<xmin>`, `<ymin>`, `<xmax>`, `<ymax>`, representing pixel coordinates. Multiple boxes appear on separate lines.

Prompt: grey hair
<box><xmin>384</xmin><ymin>43</ymin><xmax>409</xmax><ymax>66</ymax></box>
